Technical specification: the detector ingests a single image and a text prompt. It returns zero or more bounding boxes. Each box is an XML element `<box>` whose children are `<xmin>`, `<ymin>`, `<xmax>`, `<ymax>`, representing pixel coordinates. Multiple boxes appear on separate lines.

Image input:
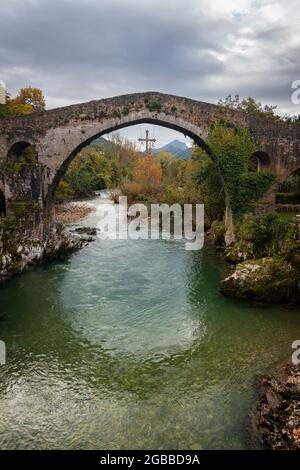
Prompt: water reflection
<box><xmin>0</xmin><ymin>197</ymin><xmax>299</xmax><ymax>449</ymax></box>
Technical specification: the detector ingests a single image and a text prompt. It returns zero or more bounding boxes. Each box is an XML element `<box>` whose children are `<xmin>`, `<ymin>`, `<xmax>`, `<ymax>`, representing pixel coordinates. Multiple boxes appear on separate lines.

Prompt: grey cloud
<box><xmin>0</xmin><ymin>0</ymin><xmax>299</xmax><ymax>116</ymax></box>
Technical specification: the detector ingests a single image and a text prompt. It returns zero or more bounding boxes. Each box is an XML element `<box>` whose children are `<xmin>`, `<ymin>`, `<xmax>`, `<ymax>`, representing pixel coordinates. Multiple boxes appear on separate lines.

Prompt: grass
<box><xmin>276</xmin><ymin>212</ymin><xmax>298</xmax><ymax>223</ymax></box>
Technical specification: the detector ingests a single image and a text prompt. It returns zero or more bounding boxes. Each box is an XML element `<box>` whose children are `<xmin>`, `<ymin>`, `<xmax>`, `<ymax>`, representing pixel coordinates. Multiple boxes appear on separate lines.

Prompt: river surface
<box><xmin>0</xmin><ymin>195</ymin><xmax>299</xmax><ymax>449</ymax></box>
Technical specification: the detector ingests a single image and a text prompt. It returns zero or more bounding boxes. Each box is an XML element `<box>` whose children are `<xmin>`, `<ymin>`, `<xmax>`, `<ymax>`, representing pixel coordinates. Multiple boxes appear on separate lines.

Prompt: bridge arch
<box><xmin>45</xmin><ymin>114</ymin><xmax>216</xmax><ymax>209</ymax></box>
<box><xmin>278</xmin><ymin>165</ymin><xmax>300</xmax><ymax>192</ymax></box>
<box><xmin>1</xmin><ymin>91</ymin><xmax>299</xmax><ymax>241</ymax></box>
<box><xmin>8</xmin><ymin>141</ymin><xmax>38</xmax><ymax>163</ymax></box>
<box><xmin>8</xmin><ymin>141</ymin><xmax>32</xmax><ymax>160</ymax></box>
<box><xmin>249</xmin><ymin>150</ymin><xmax>271</xmax><ymax>172</ymax></box>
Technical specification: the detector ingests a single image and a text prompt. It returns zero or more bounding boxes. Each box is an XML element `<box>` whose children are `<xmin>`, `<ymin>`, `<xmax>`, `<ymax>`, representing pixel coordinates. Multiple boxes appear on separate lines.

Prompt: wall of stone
<box><xmin>0</xmin><ymin>91</ymin><xmax>299</xmax><ymax>238</ymax></box>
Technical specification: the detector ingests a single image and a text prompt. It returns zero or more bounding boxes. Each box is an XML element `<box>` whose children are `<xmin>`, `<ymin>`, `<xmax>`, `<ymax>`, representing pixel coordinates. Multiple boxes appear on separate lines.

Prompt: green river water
<box><xmin>0</xmin><ymin>195</ymin><xmax>299</xmax><ymax>450</ymax></box>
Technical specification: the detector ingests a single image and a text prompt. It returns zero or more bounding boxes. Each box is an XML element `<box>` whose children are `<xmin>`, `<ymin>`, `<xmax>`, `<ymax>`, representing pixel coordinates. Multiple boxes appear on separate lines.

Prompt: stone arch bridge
<box><xmin>0</xmin><ymin>91</ymin><xmax>299</xmax><ymax>238</ymax></box>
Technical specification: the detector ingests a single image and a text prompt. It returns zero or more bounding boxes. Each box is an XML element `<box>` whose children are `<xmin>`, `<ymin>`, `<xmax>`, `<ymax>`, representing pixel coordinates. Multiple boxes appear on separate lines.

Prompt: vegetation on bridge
<box><xmin>207</xmin><ymin>122</ymin><xmax>276</xmax><ymax>220</ymax></box>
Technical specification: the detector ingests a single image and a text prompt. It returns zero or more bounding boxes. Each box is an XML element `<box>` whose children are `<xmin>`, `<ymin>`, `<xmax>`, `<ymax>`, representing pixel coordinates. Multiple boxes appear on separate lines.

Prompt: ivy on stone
<box><xmin>207</xmin><ymin>121</ymin><xmax>276</xmax><ymax>219</ymax></box>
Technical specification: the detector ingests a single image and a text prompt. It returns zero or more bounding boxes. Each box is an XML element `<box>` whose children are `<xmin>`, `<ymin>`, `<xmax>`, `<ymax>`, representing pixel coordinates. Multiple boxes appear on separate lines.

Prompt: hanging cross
<box><xmin>138</xmin><ymin>129</ymin><xmax>156</xmax><ymax>153</ymax></box>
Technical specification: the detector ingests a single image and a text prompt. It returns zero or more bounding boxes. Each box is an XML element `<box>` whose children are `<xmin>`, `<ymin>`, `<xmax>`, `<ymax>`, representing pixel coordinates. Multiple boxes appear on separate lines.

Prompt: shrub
<box><xmin>207</xmin><ymin>122</ymin><xmax>276</xmax><ymax>220</ymax></box>
<box><xmin>10</xmin><ymin>201</ymin><xmax>40</xmax><ymax>218</ymax></box>
<box><xmin>121</xmin><ymin>182</ymin><xmax>147</xmax><ymax>203</ymax></box>
<box><xmin>211</xmin><ymin>220</ymin><xmax>226</xmax><ymax>245</ymax></box>
<box><xmin>236</xmin><ymin>212</ymin><xmax>293</xmax><ymax>257</ymax></box>
<box><xmin>146</xmin><ymin>102</ymin><xmax>162</xmax><ymax>113</ymax></box>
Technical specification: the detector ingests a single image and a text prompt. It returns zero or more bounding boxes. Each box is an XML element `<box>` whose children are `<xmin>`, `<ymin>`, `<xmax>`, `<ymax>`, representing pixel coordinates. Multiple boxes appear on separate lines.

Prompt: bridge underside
<box><xmin>0</xmin><ymin>91</ymin><xmax>299</xmax><ymax>239</ymax></box>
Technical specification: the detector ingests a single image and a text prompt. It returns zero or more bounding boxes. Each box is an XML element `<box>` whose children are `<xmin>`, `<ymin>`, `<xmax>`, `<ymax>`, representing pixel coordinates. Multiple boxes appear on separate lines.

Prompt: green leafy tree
<box><xmin>218</xmin><ymin>94</ymin><xmax>280</xmax><ymax>122</ymax></box>
<box><xmin>56</xmin><ymin>147</ymin><xmax>116</xmax><ymax>201</ymax></box>
<box><xmin>207</xmin><ymin>122</ymin><xmax>276</xmax><ymax>219</ymax></box>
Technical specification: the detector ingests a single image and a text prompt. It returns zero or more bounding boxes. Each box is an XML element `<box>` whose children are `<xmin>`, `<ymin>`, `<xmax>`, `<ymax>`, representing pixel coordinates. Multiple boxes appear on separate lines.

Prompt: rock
<box><xmin>220</xmin><ymin>257</ymin><xmax>299</xmax><ymax>302</ymax></box>
<box><xmin>249</xmin><ymin>362</ymin><xmax>300</xmax><ymax>449</ymax></box>
<box><xmin>43</xmin><ymin>223</ymin><xmax>88</xmax><ymax>259</ymax></box>
<box><xmin>71</xmin><ymin>226</ymin><xmax>97</xmax><ymax>242</ymax></box>
<box><xmin>0</xmin><ymin>222</ymin><xmax>94</xmax><ymax>283</ymax></box>
<box><xmin>73</xmin><ymin>227</ymin><xmax>97</xmax><ymax>236</ymax></box>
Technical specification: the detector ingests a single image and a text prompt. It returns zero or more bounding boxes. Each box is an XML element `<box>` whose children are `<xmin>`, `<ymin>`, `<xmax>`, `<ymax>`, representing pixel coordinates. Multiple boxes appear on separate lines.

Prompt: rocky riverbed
<box><xmin>55</xmin><ymin>202</ymin><xmax>95</xmax><ymax>223</ymax></box>
<box><xmin>249</xmin><ymin>362</ymin><xmax>300</xmax><ymax>449</ymax></box>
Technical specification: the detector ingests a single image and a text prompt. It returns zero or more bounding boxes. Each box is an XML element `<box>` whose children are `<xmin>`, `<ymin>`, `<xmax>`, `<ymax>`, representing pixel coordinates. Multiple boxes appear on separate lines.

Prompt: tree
<box><xmin>218</xmin><ymin>94</ymin><xmax>280</xmax><ymax>122</ymax></box>
<box><xmin>284</xmin><ymin>114</ymin><xmax>300</xmax><ymax>124</ymax></box>
<box><xmin>134</xmin><ymin>154</ymin><xmax>163</xmax><ymax>190</ymax></box>
<box><xmin>155</xmin><ymin>151</ymin><xmax>174</xmax><ymax>178</ymax></box>
<box><xmin>104</xmin><ymin>133</ymin><xmax>139</xmax><ymax>181</ymax></box>
<box><xmin>0</xmin><ymin>98</ymin><xmax>32</xmax><ymax>117</ymax></box>
<box><xmin>15</xmin><ymin>87</ymin><xmax>45</xmax><ymax>112</ymax></box>
<box><xmin>55</xmin><ymin>147</ymin><xmax>116</xmax><ymax>201</ymax></box>
<box><xmin>193</xmin><ymin>145</ymin><xmax>225</xmax><ymax>222</ymax></box>
<box><xmin>0</xmin><ymin>86</ymin><xmax>45</xmax><ymax>117</ymax></box>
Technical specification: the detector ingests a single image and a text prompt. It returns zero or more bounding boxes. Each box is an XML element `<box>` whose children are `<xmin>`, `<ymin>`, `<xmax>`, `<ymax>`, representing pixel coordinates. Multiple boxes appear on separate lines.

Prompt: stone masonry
<box><xmin>0</xmin><ymin>91</ymin><xmax>299</xmax><ymax>238</ymax></box>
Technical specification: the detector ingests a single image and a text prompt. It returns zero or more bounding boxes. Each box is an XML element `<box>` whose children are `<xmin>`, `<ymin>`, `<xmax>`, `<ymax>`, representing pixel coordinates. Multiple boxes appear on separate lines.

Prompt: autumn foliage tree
<box><xmin>134</xmin><ymin>154</ymin><xmax>163</xmax><ymax>188</ymax></box>
<box><xmin>121</xmin><ymin>154</ymin><xmax>163</xmax><ymax>202</ymax></box>
<box><xmin>0</xmin><ymin>86</ymin><xmax>45</xmax><ymax>118</ymax></box>
<box><xmin>15</xmin><ymin>87</ymin><xmax>45</xmax><ymax>112</ymax></box>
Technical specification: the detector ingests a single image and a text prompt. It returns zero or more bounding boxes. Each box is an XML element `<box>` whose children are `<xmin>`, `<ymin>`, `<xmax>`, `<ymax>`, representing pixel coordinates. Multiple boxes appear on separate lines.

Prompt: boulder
<box><xmin>71</xmin><ymin>226</ymin><xmax>97</xmax><ymax>242</ymax></box>
<box><xmin>220</xmin><ymin>257</ymin><xmax>299</xmax><ymax>302</ymax></box>
<box><xmin>0</xmin><ymin>223</ymin><xmax>95</xmax><ymax>283</ymax></box>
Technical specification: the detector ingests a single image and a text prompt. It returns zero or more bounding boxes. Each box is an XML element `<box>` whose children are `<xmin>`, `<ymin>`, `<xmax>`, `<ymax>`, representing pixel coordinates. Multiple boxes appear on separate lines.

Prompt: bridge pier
<box><xmin>253</xmin><ymin>185</ymin><xmax>277</xmax><ymax>215</ymax></box>
<box><xmin>2</xmin><ymin>165</ymin><xmax>54</xmax><ymax>239</ymax></box>
<box><xmin>0</xmin><ymin>92</ymin><xmax>298</xmax><ymax>246</ymax></box>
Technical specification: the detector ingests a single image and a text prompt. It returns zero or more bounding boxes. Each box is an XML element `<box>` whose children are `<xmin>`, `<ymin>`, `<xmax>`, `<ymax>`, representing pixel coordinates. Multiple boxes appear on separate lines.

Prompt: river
<box><xmin>0</xmin><ymin>195</ymin><xmax>299</xmax><ymax>449</ymax></box>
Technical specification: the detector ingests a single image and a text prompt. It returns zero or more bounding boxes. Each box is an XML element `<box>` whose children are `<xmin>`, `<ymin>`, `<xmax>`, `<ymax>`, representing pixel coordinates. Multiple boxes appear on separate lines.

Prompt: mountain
<box><xmin>90</xmin><ymin>136</ymin><xmax>111</xmax><ymax>149</ymax></box>
<box><xmin>152</xmin><ymin>139</ymin><xmax>191</xmax><ymax>159</ymax></box>
<box><xmin>90</xmin><ymin>137</ymin><xmax>192</xmax><ymax>159</ymax></box>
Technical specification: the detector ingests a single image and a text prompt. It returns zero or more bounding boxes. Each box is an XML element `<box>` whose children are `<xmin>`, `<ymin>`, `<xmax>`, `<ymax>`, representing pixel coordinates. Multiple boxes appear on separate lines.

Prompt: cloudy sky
<box><xmin>0</xmin><ymin>0</ymin><xmax>299</xmax><ymax>147</ymax></box>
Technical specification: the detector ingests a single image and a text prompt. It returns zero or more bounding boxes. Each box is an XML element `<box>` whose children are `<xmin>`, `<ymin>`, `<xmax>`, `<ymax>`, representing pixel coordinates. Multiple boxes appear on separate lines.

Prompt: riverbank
<box><xmin>0</xmin><ymin>223</ymin><xmax>95</xmax><ymax>284</ymax></box>
<box><xmin>55</xmin><ymin>202</ymin><xmax>95</xmax><ymax>224</ymax></box>
<box><xmin>249</xmin><ymin>361</ymin><xmax>300</xmax><ymax>449</ymax></box>
<box><xmin>1</xmin><ymin>194</ymin><xmax>300</xmax><ymax>449</ymax></box>
<box><xmin>209</xmin><ymin>213</ymin><xmax>300</xmax><ymax>304</ymax></box>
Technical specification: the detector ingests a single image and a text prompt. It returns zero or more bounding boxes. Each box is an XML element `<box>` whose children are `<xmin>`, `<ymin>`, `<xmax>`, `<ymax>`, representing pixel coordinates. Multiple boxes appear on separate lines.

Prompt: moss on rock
<box><xmin>220</xmin><ymin>257</ymin><xmax>299</xmax><ymax>302</ymax></box>
<box><xmin>224</xmin><ymin>240</ymin><xmax>254</xmax><ymax>263</ymax></box>
<box><xmin>0</xmin><ymin>223</ymin><xmax>94</xmax><ymax>283</ymax></box>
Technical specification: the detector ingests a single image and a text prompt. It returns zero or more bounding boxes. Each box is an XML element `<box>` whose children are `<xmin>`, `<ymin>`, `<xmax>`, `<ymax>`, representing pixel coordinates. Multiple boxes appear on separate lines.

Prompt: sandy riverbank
<box><xmin>54</xmin><ymin>202</ymin><xmax>95</xmax><ymax>223</ymax></box>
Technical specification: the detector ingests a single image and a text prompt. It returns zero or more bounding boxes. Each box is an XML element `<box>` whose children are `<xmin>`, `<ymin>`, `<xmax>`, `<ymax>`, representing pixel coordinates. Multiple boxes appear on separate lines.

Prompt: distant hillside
<box><xmin>90</xmin><ymin>136</ymin><xmax>111</xmax><ymax>149</ymax></box>
<box><xmin>152</xmin><ymin>139</ymin><xmax>191</xmax><ymax>159</ymax></box>
<box><xmin>90</xmin><ymin>136</ymin><xmax>192</xmax><ymax>159</ymax></box>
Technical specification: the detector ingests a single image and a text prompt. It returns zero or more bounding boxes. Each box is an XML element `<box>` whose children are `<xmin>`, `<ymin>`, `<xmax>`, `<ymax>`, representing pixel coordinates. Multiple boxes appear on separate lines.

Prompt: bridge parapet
<box><xmin>0</xmin><ymin>92</ymin><xmax>299</xmax><ymax>239</ymax></box>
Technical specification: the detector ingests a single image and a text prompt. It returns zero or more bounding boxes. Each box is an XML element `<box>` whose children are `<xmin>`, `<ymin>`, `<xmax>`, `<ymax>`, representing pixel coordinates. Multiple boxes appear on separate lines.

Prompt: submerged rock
<box><xmin>220</xmin><ymin>257</ymin><xmax>299</xmax><ymax>302</ymax></box>
<box><xmin>71</xmin><ymin>227</ymin><xmax>97</xmax><ymax>242</ymax></box>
